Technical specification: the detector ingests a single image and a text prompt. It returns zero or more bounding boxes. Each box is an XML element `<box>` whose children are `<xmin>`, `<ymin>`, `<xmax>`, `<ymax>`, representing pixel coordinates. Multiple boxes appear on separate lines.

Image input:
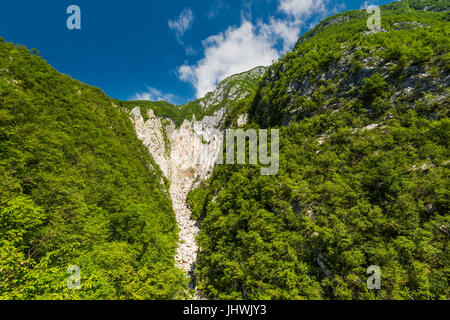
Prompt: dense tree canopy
<box><xmin>188</xmin><ymin>0</ymin><xmax>449</xmax><ymax>300</ymax></box>
<box><xmin>0</xmin><ymin>38</ymin><xmax>187</xmax><ymax>299</ymax></box>
<box><xmin>0</xmin><ymin>0</ymin><xmax>448</xmax><ymax>301</ymax></box>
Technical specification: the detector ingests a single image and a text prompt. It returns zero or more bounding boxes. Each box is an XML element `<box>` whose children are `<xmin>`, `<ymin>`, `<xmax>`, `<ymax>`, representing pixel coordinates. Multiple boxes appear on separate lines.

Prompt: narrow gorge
<box><xmin>127</xmin><ymin>67</ymin><xmax>266</xmax><ymax>290</ymax></box>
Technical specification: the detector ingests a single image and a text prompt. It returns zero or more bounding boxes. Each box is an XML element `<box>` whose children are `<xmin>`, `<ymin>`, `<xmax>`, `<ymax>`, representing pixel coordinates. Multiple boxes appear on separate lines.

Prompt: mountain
<box><xmin>0</xmin><ymin>0</ymin><xmax>448</xmax><ymax>301</ymax></box>
<box><xmin>187</xmin><ymin>0</ymin><xmax>449</xmax><ymax>299</ymax></box>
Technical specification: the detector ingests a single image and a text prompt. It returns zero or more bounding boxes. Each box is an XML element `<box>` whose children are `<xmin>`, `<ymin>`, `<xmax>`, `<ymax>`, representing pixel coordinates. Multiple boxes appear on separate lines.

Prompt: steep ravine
<box><xmin>130</xmin><ymin>107</ymin><xmax>225</xmax><ymax>282</ymax></box>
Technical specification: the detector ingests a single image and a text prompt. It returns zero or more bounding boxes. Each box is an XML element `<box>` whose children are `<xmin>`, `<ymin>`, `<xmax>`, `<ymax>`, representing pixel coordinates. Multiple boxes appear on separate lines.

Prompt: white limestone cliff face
<box><xmin>130</xmin><ymin>107</ymin><xmax>225</xmax><ymax>279</ymax></box>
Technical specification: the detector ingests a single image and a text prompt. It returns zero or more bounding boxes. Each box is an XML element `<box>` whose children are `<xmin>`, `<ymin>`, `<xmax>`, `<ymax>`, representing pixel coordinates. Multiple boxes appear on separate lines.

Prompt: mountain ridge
<box><xmin>187</xmin><ymin>0</ymin><xmax>449</xmax><ymax>299</ymax></box>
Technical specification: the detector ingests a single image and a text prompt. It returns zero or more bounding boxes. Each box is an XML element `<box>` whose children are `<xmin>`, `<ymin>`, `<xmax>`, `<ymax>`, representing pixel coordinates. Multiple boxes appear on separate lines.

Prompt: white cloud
<box><xmin>168</xmin><ymin>8</ymin><xmax>195</xmax><ymax>40</ymax></box>
<box><xmin>207</xmin><ymin>0</ymin><xmax>229</xmax><ymax>19</ymax></box>
<box><xmin>131</xmin><ymin>87</ymin><xmax>181</xmax><ymax>105</ymax></box>
<box><xmin>259</xmin><ymin>18</ymin><xmax>301</xmax><ymax>51</ymax></box>
<box><xmin>185</xmin><ymin>45</ymin><xmax>197</xmax><ymax>56</ymax></box>
<box><xmin>178</xmin><ymin>1</ymin><xmax>331</xmax><ymax>98</ymax></box>
<box><xmin>178</xmin><ymin>21</ymin><xmax>280</xmax><ymax>98</ymax></box>
<box><xmin>169</xmin><ymin>8</ymin><xmax>196</xmax><ymax>55</ymax></box>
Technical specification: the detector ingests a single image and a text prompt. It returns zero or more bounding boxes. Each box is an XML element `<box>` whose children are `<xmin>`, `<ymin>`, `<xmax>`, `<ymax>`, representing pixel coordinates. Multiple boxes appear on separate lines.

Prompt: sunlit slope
<box><xmin>0</xmin><ymin>38</ymin><xmax>187</xmax><ymax>299</ymax></box>
<box><xmin>188</xmin><ymin>0</ymin><xmax>449</xmax><ymax>300</ymax></box>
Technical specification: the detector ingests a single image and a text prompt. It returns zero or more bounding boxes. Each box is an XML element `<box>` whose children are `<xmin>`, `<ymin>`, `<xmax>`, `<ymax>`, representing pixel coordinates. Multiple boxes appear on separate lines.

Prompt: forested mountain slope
<box><xmin>0</xmin><ymin>38</ymin><xmax>187</xmax><ymax>299</ymax></box>
<box><xmin>121</xmin><ymin>66</ymin><xmax>265</xmax><ymax>128</ymax></box>
<box><xmin>187</xmin><ymin>0</ymin><xmax>449</xmax><ymax>299</ymax></box>
<box><xmin>120</xmin><ymin>67</ymin><xmax>265</xmax><ymax>294</ymax></box>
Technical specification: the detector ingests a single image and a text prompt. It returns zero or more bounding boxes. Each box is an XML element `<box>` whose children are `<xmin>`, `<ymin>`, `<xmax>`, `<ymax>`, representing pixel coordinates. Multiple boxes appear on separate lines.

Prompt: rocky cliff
<box><xmin>125</xmin><ymin>0</ymin><xmax>448</xmax><ymax>300</ymax></box>
<box><xmin>127</xmin><ymin>66</ymin><xmax>265</xmax><ymax>285</ymax></box>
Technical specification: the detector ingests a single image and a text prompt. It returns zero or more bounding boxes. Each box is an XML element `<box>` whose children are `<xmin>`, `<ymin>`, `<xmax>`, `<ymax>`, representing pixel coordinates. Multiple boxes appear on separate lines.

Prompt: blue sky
<box><xmin>0</xmin><ymin>0</ymin><xmax>393</xmax><ymax>104</ymax></box>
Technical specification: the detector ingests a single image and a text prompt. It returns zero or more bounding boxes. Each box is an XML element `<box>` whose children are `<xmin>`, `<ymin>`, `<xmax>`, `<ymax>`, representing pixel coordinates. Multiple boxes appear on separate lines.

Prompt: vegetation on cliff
<box><xmin>188</xmin><ymin>0</ymin><xmax>449</xmax><ymax>299</ymax></box>
<box><xmin>0</xmin><ymin>38</ymin><xmax>187</xmax><ymax>299</ymax></box>
<box><xmin>121</xmin><ymin>67</ymin><xmax>265</xmax><ymax>128</ymax></box>
<box><xmin>0</xmin><ymin>0</ymin><xmax>448</xmax><ymax>301</ymax></box>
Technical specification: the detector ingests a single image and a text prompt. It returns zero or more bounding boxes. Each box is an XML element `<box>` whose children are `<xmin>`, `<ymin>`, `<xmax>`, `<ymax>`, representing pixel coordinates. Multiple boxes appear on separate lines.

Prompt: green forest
<box><xmin>187</xmin><ymin>0</ymin><xmax>449</xmax><ymax>299</ymax></box>
<box><xmin>0</xmin><ymin>0</ymin><xmax>448</xmax><ymax>300</ymax></box>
